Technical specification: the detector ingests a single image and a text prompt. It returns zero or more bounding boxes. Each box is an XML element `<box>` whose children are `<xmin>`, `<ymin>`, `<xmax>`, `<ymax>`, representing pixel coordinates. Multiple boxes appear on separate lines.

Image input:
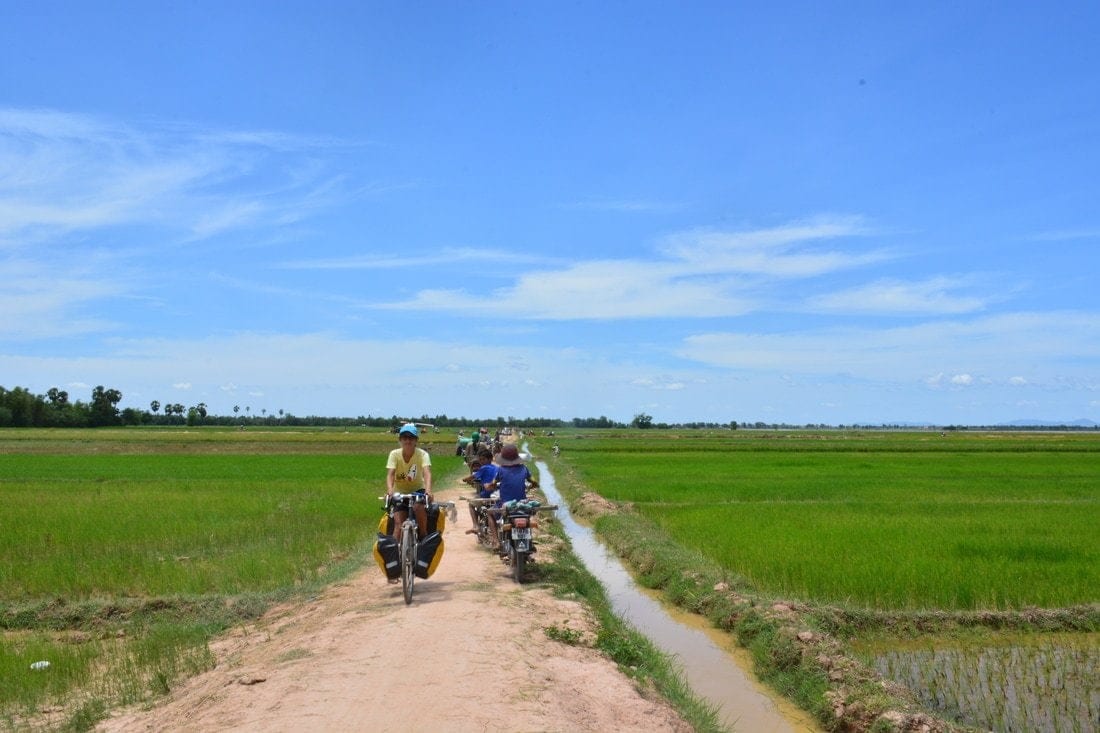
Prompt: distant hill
<box><xmin>1000</xmin><ymin>418</ymin><xmax>1099</xmax><ymax>428</ymax></box>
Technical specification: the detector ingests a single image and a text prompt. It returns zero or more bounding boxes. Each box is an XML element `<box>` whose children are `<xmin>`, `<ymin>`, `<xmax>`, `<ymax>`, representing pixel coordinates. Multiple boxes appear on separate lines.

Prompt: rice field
<box><xmin>855</xmin><ymin>632</ymin><xmax>1099</xmax><ymax>733</ymax></box>
<box><xmin>556</xmin><ymin>429</ymin><xmax>1099</xmax><ymax>610</ymax></box>
<box><xmin>0</xmin><ymin>426</ymin><xmax>458</xmax><ymax>728</ymax></box>
<box><xmin>543</xmin><ymin>427</ymin><xmax>1100</xmax><ymax>732</ymax></box>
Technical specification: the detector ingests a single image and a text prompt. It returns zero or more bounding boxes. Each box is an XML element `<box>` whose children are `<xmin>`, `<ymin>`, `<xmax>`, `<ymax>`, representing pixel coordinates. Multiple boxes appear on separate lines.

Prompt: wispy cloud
<box><xmin>808</xmin><ymin>276</ymin><xmax>990</xmax><ymax>315</ymax></box>
<box><xmin>275</xmin><ymin>247</ymin><xmax>556</xmax><ymax>271</ymax></box>
<box><xmin>0</xmin><ymin>257</ymin><xmax>125</xmax><ymax>338</ymax></box>
<box><xmin>0</xmin><ymin>107</ymin><xmax>368</xmax><ymax>340</ymax></box>
<box><xmin>560</xmin><ymin>198</ymin><xmax>684</xmax><ymax>213</ymax></box>
<box><xmin>678</xmin><ymin>312</ymin><xmax>1100</xmax><ymax>382</ymax></box>
<box><xmin>1028</xmin><ymin>228</ymin><xmax>1100</xmax><ymax>242</ymax></box>
<box><xmin>387</xmin><ymin>260</ymin><xmax>757</xmax><ymax>319</ymax></box>
<box><xmin>383</xmin><ymin>217</ymin><xmax>885</xmax><ymax>319</ymax></box>
<box><xmin>0</xmin><ymin>107</ymin><xmax>356</xmax><ymax>245</ymax></box>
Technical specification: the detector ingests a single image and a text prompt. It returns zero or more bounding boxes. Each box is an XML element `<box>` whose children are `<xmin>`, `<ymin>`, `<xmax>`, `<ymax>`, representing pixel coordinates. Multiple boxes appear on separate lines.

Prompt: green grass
<box><xmin>543</xmin><ymin>430</ymin><xmax>1099</xmax><ymax>611</ymax></box>
<box><xmin>0</xmin><ymin>427</ymin><xmax>460</xmax><ymax>730</ymax></box>
<box><xmin>1</xmin><ymin>455</ymin><xmax>382</xmax><ymax>598</ymax></box>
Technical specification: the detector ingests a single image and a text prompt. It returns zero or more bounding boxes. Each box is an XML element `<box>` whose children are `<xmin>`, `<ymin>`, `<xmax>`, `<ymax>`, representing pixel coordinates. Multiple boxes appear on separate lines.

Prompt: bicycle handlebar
<box><xmin>379</xmin><ymin>493</ymin><xmax>458</xmax><ymax>521</ymax></box>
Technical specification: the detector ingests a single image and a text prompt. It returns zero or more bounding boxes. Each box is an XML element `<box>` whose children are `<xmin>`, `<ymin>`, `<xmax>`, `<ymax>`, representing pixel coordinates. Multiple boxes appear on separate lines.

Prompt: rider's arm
<box><xmin>386</xmin><ymin>467</ymin><xmax>396</xmax><ymax>496</ymax></box>
<box><xmin>423</xmin><ymin>464</ymin><xmax>433</xmax><ymax>500</ymax></box>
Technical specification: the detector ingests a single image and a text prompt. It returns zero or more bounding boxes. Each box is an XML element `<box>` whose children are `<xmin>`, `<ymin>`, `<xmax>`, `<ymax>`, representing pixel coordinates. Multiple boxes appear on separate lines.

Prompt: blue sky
<box><xmin>2</xmin><ymin>2</ymin><xmax>1098</xmax><ymax>425</ymax></box>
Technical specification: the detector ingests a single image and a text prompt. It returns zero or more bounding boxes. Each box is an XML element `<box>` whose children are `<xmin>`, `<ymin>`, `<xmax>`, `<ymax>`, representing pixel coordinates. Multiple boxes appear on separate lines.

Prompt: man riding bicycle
<box><xmin>386</xmin><ymin>423</ymin><xmax>433</xmax><ymax>544</ymax></box>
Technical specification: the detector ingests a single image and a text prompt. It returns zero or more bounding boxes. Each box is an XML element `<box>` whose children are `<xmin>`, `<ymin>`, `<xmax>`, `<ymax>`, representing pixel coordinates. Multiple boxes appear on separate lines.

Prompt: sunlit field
<box><xmin>536</xmin><ymin>428</ymin><xmax>1100</xmax><ymax>732</ymax></box>
<box><xmin>547</xmin><ymin>429</ymin><xmax>1099</xmax><ymax>610</ymax></box>
<box><xmin>0</xmin><ymin>426</ymin><xmax>463</xmax><ymax>727</ymax></box>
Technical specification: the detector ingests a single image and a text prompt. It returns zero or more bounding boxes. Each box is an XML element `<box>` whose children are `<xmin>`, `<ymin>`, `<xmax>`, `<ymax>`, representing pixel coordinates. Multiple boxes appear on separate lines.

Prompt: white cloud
<box><xmin>678</xmin><ymin>312</ymin><xmax>1100</xmax><ymax>383</ymax></box>
<box><xmin>275</xmin><ymin>247</ymin><xmax>553</xmax><ymax>271</ymax></box>
<box><xmin>657</xmin><ymin>217</ymin><xmax>887</xmax><ymax>277</ymax></box>
<box><xmin>631</xmin><ymin>376</ymin><xmax>686</xmax><ymax>391</ymax></box>
<box><xmin>391</xmin><ymin>259</ymin><xmax>757</xmax><ymax>319</ymax></box>
<box><xmin>1028</xmin><ymin>228</ymin><xmax>1100</xmax><ymax>242</ymax></box>
<box><xmin>385</xmin><ymin>217</ymin><xmax>885</xmax><ymax>320</ymax></box>
<box><xmin>0</xmin><ymin>258</ymin><xmax>125</xmax><ymax>338</ymax></box>
<box><xmin>1009</xmin><ymin>376</ymin><xmax>1028</xmax><ymax>386</ymax></box>
<box><xmin>0</xmin><ymin>106</ymin><xmax>352</xmax><ymax>245</ymax></box>
<box><xmin>951</xmin><ymin>373</ymin><xmax>974</xmax><ymax>386</ymax></box>
<box><xmin>562</xmin><ymin>198</ymin><xmax>683</xmax><ymax>213</ymax></box>
<box><xmin>809</xmin><ymin>277</ymin><xmax>988</xmax><ymax>315</ymax></box>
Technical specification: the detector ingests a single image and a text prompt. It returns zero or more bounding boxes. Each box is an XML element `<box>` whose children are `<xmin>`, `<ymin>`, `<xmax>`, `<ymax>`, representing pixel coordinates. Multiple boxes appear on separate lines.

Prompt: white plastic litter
<box><xmin>30</xmin><ymin>661</ymin><xmax>50</xmax><ymax>671</ymax></box>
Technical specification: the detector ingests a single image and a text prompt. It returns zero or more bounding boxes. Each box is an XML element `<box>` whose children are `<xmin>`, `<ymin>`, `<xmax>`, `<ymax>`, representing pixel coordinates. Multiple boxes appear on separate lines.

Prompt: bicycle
<box><xmin>381</xmin><ymin>492</ymin><xmax>455</xmax><ymax>604</ymax></box>
<box><xmin>460</xmin><ymin>495</ymin><xmax>498</xmax><ymax>549</ymax></box>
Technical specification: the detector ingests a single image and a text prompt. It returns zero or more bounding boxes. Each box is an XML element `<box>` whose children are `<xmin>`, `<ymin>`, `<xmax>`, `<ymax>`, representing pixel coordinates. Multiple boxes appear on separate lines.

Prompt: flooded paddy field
<box><xmin>857</xmin><ymin>632</ymin><xmax>1099</xmax><ymax>732</ymax></box>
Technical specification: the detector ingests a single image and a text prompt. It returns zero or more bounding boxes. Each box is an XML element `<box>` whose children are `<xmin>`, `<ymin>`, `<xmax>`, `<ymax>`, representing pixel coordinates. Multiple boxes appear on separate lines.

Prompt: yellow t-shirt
<box><xmin>386</xmin><ymin>447</ymin><xmax>431</xmax><ymax>492</ymax></box>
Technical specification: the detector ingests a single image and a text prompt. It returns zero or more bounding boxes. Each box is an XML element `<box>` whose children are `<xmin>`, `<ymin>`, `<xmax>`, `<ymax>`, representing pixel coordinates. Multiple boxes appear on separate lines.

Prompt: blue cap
<box><xmin>399</xmin><ymin>423</ymin><xmax>419</xmax><ymax>437</ymax></box>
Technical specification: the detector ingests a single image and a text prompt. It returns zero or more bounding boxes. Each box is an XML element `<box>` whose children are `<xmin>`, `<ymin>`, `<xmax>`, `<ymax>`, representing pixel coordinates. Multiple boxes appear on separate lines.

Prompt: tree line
<box><xmin>0</xmin><ymin>385</ymin><xmax>642</xmax><ymax>429</ymax></box>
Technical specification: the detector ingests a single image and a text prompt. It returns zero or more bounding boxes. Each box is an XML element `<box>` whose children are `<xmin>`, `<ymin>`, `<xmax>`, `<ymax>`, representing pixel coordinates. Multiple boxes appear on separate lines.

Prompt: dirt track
<box><xmin>96</xmin><ymin>476</ymin><xmax>693</xmax><ymax>733</ymax></box>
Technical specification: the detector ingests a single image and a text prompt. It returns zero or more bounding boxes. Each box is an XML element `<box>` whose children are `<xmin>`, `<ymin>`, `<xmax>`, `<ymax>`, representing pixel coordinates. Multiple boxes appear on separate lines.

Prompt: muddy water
<box><xmin>536</xmin><ymin>460</ymin><xmax>819</xmax><ymax>733</ymax></box>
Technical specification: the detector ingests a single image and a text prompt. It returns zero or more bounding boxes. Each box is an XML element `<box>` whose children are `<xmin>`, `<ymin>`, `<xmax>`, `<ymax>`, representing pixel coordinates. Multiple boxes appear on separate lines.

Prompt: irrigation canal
<box><xmin>535</xmin><ymin>459</ymin><xmax>820</xmax><ymax>733</ymax></box>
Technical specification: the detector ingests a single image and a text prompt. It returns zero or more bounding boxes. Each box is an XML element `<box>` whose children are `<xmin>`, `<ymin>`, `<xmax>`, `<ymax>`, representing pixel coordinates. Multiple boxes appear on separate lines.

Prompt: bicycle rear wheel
<box><xmin>400</xmin><ymin>524</ymin><xmax>415</xmax><ymax>604</ymax></box>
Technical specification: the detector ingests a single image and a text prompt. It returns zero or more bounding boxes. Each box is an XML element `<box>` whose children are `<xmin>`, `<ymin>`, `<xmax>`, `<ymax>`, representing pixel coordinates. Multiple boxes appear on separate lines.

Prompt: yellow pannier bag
<box><xmin>415</xmin><ymin>532</ymin><xmax>444</xmax><ymax>579</ymax></box>
<box><xmin>372</xmin><ymin>533</ymin><xmax>400</xmax><ymax>580</ymax></box>
<box><xmin>427</xmin><ymin>503</ymin><xmax>446</xmax><ymax>533</ymax></box>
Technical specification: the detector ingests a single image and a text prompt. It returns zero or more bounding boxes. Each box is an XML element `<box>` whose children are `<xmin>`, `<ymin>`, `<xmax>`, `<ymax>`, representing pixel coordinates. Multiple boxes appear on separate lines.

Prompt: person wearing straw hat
<box><xmin>489</xmin><ymin>444</ymin><xmax>538</xmax><ymax>505</ymax></box>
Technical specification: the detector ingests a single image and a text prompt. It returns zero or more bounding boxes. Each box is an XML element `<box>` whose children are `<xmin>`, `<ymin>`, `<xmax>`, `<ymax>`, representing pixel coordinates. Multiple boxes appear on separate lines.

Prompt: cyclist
<box><xmin>386</xmin><ymin>423</ymin><xmax>433</xmax><ymax>543</ymax></box>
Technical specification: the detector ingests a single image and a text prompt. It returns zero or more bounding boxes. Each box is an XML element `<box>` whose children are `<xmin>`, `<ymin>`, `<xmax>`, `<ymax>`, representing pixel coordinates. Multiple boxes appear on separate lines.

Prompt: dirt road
<box><xmin>97</xmin><ymin>477</ymin><xmax>693</xmax><ymax>733</ymax></box>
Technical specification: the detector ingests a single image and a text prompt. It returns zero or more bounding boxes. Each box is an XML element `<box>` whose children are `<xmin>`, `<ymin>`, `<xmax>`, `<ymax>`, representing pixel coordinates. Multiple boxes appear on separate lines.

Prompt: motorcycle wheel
<box><xmin>510</xmin><ymin>546</ymin><xmax>526</xmax><ymax>583</ymax></box>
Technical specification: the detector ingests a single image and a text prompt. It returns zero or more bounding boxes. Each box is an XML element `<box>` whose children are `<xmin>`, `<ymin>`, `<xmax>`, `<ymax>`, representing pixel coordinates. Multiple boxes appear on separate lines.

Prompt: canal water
<box><xmin>535</xmin><ymin>460</ymin><xmax>819</xmax><ymax>732</ymax></box>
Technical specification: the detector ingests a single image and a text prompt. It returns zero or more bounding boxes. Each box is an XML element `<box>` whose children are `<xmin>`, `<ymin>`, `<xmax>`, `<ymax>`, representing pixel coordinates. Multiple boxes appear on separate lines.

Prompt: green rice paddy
<box><xmin>558</xmin><ymin>430</ymin><xmax>1099</xmax><ymax>610</ymax></box>
<box><xmin>0</xmin><ymin>426</ymin><xmax>453</xmax><ymax>728</ymax></box>
<box><xmin>3</xmin><ymin>426</ymin><xmax>1097</xmax><ymax>732</ymax></box>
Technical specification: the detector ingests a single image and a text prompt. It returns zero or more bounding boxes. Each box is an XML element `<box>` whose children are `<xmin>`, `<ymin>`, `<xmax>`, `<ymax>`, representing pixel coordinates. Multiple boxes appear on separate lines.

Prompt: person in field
<box><xmin>385</xmin><ymin>423</ymin><xmax>433</xmax><ymax>542</ymax></box>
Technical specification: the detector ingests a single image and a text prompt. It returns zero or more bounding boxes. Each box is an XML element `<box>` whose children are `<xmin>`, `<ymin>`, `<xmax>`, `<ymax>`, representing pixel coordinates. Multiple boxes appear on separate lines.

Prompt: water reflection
<box><xmin>536</xmin><ymin>460</ymin><xmax>817</xmax><ymax>733</ymax></box>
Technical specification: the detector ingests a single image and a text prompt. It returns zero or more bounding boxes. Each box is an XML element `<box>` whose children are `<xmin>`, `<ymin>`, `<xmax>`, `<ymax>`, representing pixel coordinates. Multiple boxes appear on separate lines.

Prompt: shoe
<box><xmin>388</xmin><ymin>578</ymin><xmax>399</xmax><ymax>584</ymax></box>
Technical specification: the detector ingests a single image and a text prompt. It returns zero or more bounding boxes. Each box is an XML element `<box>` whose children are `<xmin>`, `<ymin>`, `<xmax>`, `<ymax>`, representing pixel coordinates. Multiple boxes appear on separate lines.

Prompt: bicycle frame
<box><xmin>383</xmin><ymin>492</ymin><xmax>456</xmax><ymax>604</ymax></box>
<box><xmin>386</xmin><ymin>492</ymin><xmax>427</xmax><ymax>605</ymax></box>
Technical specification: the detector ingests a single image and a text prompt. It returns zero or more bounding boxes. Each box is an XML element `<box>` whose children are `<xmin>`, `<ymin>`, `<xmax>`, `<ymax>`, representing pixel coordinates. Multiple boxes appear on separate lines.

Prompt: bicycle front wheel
<box><xmin>401</xmin><ymin>525</ymin><xmax>416</xmax><ymax>605</ymax></box>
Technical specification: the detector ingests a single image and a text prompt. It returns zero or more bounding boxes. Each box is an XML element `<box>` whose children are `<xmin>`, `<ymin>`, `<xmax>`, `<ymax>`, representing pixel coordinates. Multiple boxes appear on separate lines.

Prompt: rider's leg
<box><xmin>412</xmin><ymin>502</ymin><xmax>429</xmax><ymax>540</ymax></box>
<box><xmin>488</xmin><ymin>510</ymin><xmax>501</xmax><ymax>550</ymax></box>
